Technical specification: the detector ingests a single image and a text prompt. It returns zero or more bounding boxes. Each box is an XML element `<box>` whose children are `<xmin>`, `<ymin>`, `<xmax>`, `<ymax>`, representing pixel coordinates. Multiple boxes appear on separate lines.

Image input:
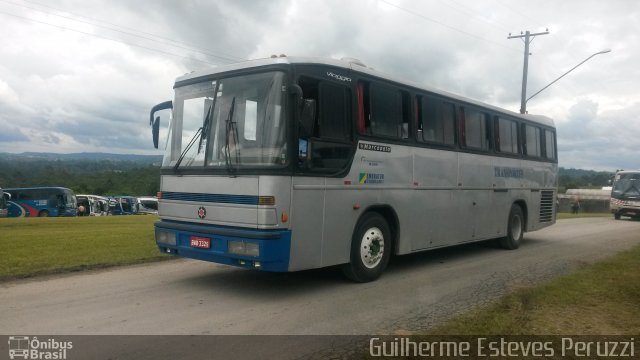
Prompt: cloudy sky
<box><xmin>0</xmin><ymin>0</ymin><xmax>637</xmax><ymax>170</ymax></box>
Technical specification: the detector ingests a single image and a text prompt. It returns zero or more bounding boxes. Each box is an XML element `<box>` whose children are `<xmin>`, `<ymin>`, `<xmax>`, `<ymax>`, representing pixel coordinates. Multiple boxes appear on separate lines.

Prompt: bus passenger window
<box><xmin>497</xmin><ymin>117</ymin><xmax>519</xmax><ymax>154</ymax></box>
<box><xmin>419</xmin><ymin>97</ymin><xmax>455</xmax><ymax>145</ymax></box>
<box><xmin>463</xmin><ymin>108</ymin><xmax>489</xmax><ymax>150</ymax></box>
<box><xmin>544</xmin><ymin>130</ymin><xmax>556</xmax><ymax>160</ymax></box>
<box><xmin>370</xmin><ymin>83</ymin><xmax>402</xmax><ymax>138</ymax></box>
<box><xmin>524</xmin><ymin>124</ymin><xmax>541</xmax><ymax>157</ymax></box>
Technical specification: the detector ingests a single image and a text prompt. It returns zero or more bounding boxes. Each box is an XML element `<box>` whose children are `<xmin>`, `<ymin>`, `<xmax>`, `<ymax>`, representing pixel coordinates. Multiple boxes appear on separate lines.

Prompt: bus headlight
<box><xmin>228</xmin><ymin>241</ymin><xmax>260</xmax><ymax>257</ymax></box>
<box><xmin>156</xmin><ymin>231</ymin><xmax>176</xmax><ymax>246</ymax></box>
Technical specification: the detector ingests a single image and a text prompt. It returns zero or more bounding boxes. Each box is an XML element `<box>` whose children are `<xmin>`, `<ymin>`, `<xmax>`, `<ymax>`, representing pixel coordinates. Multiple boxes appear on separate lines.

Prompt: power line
<box><xmin>1</xmin><ymin>0</ymin><xmax>245</xmax><ymax>63</ymax></box>
<box><xmin>436</xmin><ymin>0</ymin><xmax>512</xmax><ymax>32</ymax></box>
<box><xmin>379</xmin><ymin>0</ymin><xmax>520</xmax><ymax>53</ymax></box>
<box><xmin>495</xmin><ymin>0</ymin><xmax>547</xmax><ymax>30</ymax></box>
<box><xmin>0</xmin><ymin>10</ymin><xmax>221</xmax><ymax>65</ymax></box>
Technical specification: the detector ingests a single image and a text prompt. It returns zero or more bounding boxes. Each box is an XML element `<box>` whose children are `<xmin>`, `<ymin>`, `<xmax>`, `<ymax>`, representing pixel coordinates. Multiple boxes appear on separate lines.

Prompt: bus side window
<box><xmin>418</xmin><ymin>96</ymin><xmax>455</xmax><ymax>145</ymax></box>
<box><xmin>462</xmin><ymin>107</ymin><xmax>490</xmax><ymax>151</ymax></box>
<box><xmin>297</xmin><ymin>76</ymin><xmax>352</xmax><ymax>172</ymax></box>
<box><xmin>496</xmin><ymin>117</ymin><xmax>519</xmax><ymax>154</ymax></box>
<box><xmin>369</xmin><ymin>82</ymin><xmax>402</xmax><ymax>138</ymax></box>
<box><xmin>543</xmin><ymin>129</ymin><xmax>556</xmax><ymax>160</ymax></box>
<box><xmin>523</xmin><ymin>124</ymin><xmax>542</xmax><ymax>157</ymax></box>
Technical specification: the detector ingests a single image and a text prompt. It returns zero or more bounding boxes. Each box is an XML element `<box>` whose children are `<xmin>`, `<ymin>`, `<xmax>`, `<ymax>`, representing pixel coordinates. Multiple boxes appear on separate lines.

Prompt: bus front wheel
<box><xmin>614</xmin><ymin>212</ymin><xmax>621</xmax><ymax>220</ymax></box>
<box><xmin>342</xmin><ymin>212</ymin><xmax>391</xmax><ymax>283</ymax></box>
<box><xmin>499</xmin><ymin>204</ymin><xmax>523</xmax><ymax>250</ymax></box>
<box><xmin>38</xmin><ymin>210</ymin><xmax>49</xmax><ymax>217</ymax></box>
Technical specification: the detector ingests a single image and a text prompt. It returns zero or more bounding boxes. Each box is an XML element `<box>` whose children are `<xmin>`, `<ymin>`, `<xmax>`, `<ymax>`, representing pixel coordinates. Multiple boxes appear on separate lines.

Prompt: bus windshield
<box><xmin>163</xmin><ymin>71</ymin><xmax>288</xmax><ymax>170</ymax></box>
<box><xmin>612</xmin><ymin>173</ymin><xmax>640</xmax><ymax>199</ymax></box>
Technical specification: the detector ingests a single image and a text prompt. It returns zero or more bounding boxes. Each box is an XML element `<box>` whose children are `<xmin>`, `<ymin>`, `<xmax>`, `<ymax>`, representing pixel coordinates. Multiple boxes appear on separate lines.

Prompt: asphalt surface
<box><xmin>1</xmin><ymin>217</ymin><xmax>639</xmax><ymax>336</ymax></box>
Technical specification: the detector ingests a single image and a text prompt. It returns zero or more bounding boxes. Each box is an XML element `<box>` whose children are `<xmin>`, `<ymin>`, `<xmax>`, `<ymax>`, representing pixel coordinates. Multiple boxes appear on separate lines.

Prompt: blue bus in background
<box><xmin>0</xmin><ymin>188</ymin><xmax>9</xmax><ymax>218</ymax></box>
<box><xmin>4</xmin><ymin>187</ymin><xmax>77</xmax><ymax>217</ymax></box>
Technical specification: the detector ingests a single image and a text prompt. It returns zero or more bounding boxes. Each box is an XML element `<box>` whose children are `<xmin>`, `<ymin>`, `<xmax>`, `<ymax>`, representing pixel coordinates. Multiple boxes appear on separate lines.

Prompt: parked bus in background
<box><xmin>109</xmin><ymin>196</ymin><xmax>139</xmax><ymax>215</ymax></box>
<box><xmin>0</xmin><ymin>188</ymin><xmax>9</xmax><ymax>218</ymax></box>
<box><xmin>77</xmin><ymin>195</ymin><xmax>111</xmax><ymax>216</ymax></box>
<box><xmin>610</xmin><ymin>170</ymin><xmax>640</xmax><ymax>220</ymax></box>
<box><xmin>4</xmin><ymin>187</ymin><xmax>77</xmax><ymax>217</ymax></box>
<box><xmin>149</xmin><ymin>56</ymin><xmax>558</xmax><ymax>282</ymax></box>
<box><xmin>138</xmin><ymin>196</ymin><xmax>159</xmax><ymax>214</ymax></box>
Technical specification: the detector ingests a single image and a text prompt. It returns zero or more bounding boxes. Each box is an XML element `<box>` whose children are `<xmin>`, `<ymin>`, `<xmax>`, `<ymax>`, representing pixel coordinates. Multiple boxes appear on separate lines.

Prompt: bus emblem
<box><xmin>197</xmin><ymin>207</ymin><xmax>207</xmax><ymax>219</ymax></box>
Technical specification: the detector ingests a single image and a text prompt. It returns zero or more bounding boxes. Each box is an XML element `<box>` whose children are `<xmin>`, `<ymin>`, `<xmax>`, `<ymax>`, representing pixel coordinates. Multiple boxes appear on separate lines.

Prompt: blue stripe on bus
<box><xmin>161</xmin><ymin>191</ymin><xmax>260</xmax><ymax>205</ymax></box>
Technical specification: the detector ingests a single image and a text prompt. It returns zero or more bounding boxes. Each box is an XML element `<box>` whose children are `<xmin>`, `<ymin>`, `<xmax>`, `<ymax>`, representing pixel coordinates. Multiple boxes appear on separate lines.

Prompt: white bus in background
<box><xmin>149</xmin><ymin>56</ymin><xmax>558</xmax><ymax>282</ymax></box>
<box><xmin>138</xmin><ymin>196</ymin><xmax>159</xmax><ymax>214</ymax></box>
<box><xmin>76</xmin><ymin>195</ymin><xmax>110</xmax><ymax>216</ymax></box>
<box><xmin>0</xmin><ymin>188</ymin><xmax>9</xmax><ymax>218</ymax></box>
<box><xmin>610</xmin><ymin>170</ymin><xmax>640</xmax><ymax>220</ymax></box>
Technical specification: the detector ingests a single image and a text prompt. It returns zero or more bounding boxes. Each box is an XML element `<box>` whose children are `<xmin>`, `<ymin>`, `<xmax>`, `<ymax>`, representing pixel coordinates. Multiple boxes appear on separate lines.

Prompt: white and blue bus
<box><xmin>149</xmin><ymin>56</ymin><xmax>558</xmax><ymax>282</ymax></box>
<box><xmin>610</xmin><ymin>170</ymin><xmax>640</xmax><ymax>220</ymax></box>
<box><xmin>5</xmin><ymin>187</ymin><xmax>77</xmax><ymax>217</ymax></box>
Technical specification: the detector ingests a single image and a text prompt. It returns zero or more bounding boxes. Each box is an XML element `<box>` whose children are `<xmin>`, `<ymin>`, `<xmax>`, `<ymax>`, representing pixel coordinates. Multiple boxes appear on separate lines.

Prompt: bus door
<box><xmin>290</xmin><ymin>71</ymin><xmax>354</xmax><ymax>269</ymax></box>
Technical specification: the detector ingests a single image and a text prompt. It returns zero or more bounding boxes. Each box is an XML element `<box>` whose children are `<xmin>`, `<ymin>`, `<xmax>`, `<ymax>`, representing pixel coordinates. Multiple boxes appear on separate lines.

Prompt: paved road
<box><xmin>1</xmin><ymin>217</ymin><xmax>639</xmax><ymax>335</ymax></box>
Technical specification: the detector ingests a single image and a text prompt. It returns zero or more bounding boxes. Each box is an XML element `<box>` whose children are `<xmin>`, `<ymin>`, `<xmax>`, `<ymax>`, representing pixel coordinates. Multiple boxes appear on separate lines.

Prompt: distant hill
<box><xmin>0</xmin><ymin>152</ymin><xmax>161</xmax><ymax>196</ymax></box>
<box><xmin>559</xmin><ymin>167</ymin><xmax>614</xmax><ymax>190</ymax></box>
<box><xmin>0</xmin><ymin>152</ymin><xmax>163</xmax><ymax>164</ymax></box>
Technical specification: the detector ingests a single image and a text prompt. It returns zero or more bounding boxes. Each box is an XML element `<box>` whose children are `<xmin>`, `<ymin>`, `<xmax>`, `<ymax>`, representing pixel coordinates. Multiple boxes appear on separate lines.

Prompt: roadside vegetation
<box><xmin>0</xmin><ymin>215</ymin><xmax>166</xmax><ymax>281</ymax></box>
<box><xmin>430</xmin><ymin>243</ymin><xmax>640</xmax><ymax>335</ymax></box>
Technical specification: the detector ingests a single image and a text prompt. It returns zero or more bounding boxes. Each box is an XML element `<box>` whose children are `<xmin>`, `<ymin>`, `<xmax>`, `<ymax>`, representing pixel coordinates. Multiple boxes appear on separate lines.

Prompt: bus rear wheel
<box><xmin>342</xmin><ymin>212</ymin><xmax>391</xmax><ymax>283</ymax></box>
<box><xmin>38</xmin><ymin>210</ymin><xmax>49</xmax><ymax>217</ymax></box>
<box><xmin>499</xmin><ymin>204</ymin><xmax>523</xmax><ymax>250</ymax></box>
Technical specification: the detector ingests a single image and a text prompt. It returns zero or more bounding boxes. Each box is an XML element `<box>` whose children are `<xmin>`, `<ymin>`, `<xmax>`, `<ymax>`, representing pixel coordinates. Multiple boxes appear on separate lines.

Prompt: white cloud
<box><xmin>0</xmin><ymin>0</ymin><xmax>638</xmax><ymax>168</ymax></box>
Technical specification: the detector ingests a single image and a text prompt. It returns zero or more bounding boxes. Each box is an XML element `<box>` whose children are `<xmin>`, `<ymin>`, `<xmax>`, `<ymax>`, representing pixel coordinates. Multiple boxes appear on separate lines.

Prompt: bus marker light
<box><xmin>353</xmin><ymin>203</ymin><xmax>361</xmax><ymax>210</ymax></box>
<box><xmin>258</xmin><ymin>196</ymin><xmax>275</xmax><ymax>206</ymax></box>
<box><xmin>344</xmin><ymin>180</ymin><xmax>352</xmax><ymax>185</ymax></box>
<box><xmin>281</xmin><ymin>211</ymin><xmax>289</xmax><ymax>223</ymax></box>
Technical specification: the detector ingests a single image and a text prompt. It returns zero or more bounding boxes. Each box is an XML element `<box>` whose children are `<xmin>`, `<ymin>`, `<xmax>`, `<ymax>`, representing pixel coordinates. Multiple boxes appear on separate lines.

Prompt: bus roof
<box><xmin>176</xmin><ymin>56</ymin><xmax>555</xmax><ymax>128</ymax></box>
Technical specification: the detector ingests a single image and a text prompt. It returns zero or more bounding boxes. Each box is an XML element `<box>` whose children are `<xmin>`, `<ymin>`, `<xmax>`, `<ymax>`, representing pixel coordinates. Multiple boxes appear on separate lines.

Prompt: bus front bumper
<box><xmin>154</xmin><ymin>220</ymin><xmax>291</xmax><ymax>272</ymax></box>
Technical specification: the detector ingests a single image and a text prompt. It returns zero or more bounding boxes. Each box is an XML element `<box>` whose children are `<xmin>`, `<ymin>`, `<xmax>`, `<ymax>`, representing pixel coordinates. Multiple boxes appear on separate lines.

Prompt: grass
<box><xmin>0</xmin><ymin>215</ymin><xmax>167</xmax><ymax>280</ymax></box>
<box><xmin>429</xmin><ymin>244</ymin><xmax>640</xmax><ymax>335</ymax></box>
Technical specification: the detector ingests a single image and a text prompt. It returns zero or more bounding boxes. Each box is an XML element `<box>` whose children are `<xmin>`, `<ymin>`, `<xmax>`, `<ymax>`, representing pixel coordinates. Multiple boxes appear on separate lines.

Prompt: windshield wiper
<box><xmin>224</xmin><ymin>96</ymin><xmax>239</xmax><ymax>174</ymax></box>
<box><xmin>173</xmin><ymin>103</ymin><xmax>213</xmax><ymax>171</ymax></box>
<box><xmin>173</xmin><ymin>127</ymin><xmax>202</xmax><ymax>171</ymax></box>
<box><xmin>198</xmin><ymin>101</ymin><xmax>213</xmax><ymax>153</ymax></box>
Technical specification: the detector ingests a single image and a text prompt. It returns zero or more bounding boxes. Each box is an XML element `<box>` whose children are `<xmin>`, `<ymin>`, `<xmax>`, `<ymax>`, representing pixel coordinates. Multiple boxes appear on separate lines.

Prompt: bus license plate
<box><xmin>190</xmin><ymin>236</ymin><xmax>211</xmax><ymax>249</ymax></box>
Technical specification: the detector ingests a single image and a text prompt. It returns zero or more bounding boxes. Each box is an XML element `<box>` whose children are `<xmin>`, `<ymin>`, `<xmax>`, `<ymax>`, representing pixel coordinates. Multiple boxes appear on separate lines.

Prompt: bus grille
<box><xmin>161</xmin><ymin>192</ymin><xmax>260</xmax><ymax>205</ymax></box>
<box><xmin>539</xmin><ymin>190</ymin><xmax>555</xmax><ymax>223</ymax></box>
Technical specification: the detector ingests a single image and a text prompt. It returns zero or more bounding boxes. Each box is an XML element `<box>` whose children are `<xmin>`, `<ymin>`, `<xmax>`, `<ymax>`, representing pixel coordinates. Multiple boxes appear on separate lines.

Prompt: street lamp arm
<box><xmin>526</xmin><ymin>49</ymin><xmax>611</xmax><ymax>104</ymax></box>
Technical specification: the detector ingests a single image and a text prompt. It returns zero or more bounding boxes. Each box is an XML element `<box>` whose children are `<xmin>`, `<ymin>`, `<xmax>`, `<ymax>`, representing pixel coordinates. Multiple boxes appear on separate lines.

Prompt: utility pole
<box><xmin>508</xmin><ymin>30</ymin><xmax>549</xmax><ymax>114</ymax></box>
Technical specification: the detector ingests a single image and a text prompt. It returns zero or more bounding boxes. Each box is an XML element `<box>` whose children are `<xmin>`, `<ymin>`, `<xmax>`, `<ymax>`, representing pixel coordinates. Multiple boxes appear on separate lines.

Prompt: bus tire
<box><xmin>614</xmin><ymin>212</ymin><xmax>621</xmax><ymax>220</ymax></box>
<box><xmin>499</xmin><ymin>204</ymin><xmax>524</xmax><ymax>250</ymax></box>
<box><xmin>341</xmin><ymin>212</ymin><xmax>391</xmax><ymax>283</ymax></box>
<box><xmin>38</xmin><ymin>210</ymin><xmax>49</xmax><ymax>217</ymax></box>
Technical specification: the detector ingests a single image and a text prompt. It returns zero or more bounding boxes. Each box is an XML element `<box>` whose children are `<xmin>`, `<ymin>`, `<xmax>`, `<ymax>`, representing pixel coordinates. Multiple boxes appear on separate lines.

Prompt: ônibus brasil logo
<box><xmin>8</xmin><ymin>336</ymin><xmax>72</xmax><ymax>360</ymax></box>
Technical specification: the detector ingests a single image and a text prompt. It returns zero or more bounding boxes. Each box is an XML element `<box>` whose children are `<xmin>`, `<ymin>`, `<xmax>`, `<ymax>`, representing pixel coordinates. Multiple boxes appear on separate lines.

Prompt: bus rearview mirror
<box><xmin>152</xmin><ymin>116</ymin><xmax>160</xmax><ymax>149</ymax></box>
<box><xmin>149</xmin><ymin>100</ymin><xmax>173</xmax><ymax>149</ymax></box>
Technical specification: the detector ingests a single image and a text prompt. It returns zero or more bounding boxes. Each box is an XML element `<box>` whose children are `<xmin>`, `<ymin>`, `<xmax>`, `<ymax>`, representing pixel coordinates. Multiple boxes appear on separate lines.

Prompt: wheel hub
<box><xmin>360</xmin><ymin>227</ymin><xmax>384</xmax><ymax>269</ymax></box>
